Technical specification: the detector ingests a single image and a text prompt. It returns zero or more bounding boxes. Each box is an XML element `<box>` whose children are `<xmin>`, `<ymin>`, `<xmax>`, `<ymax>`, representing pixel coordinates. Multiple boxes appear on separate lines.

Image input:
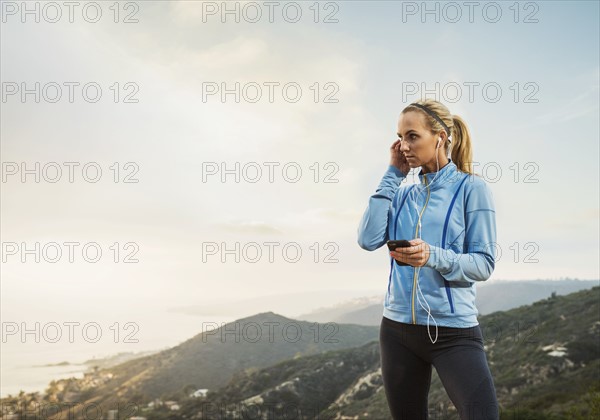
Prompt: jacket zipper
<box><xmin>411</xmin><ymin>175</ymin><xmax>431</xmax><ymax>324</ymax></box>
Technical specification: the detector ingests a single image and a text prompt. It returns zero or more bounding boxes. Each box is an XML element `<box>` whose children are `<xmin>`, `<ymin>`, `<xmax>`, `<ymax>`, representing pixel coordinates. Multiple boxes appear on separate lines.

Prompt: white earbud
<box><xmin>437</xmin><ymin>137</ymin><xmax>442</xmax><ymax>149</ymax></box>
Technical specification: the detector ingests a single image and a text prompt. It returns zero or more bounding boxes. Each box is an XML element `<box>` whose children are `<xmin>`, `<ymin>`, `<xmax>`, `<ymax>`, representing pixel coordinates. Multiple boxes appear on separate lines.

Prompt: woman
<box><xmin>357</xmin><ymin>99</ymin><xmax>499</xmax><ymax>419</ymax></box>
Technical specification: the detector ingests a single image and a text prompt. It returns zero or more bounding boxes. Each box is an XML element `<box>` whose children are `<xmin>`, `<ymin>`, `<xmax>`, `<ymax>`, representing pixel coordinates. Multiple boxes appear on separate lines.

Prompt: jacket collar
<box><xmin>417</xmin><ymin>158</ymin><xmax>458</xmax><ymax>191</ymax></box>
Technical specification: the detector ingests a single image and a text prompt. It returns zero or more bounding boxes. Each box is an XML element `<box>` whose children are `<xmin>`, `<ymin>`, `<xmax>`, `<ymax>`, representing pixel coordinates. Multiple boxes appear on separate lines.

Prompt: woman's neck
<box><xmin>421</xmin><ymin>156</ymin><xmax>450</xmax><ymax>174</ymax></box>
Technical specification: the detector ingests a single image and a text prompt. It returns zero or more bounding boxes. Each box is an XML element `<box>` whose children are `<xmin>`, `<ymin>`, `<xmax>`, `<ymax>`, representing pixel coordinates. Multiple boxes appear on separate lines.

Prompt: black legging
<box><xmin>379</xmin><ymin>316</ymin><xmax>499</xmax><ymax>420</ymax></box>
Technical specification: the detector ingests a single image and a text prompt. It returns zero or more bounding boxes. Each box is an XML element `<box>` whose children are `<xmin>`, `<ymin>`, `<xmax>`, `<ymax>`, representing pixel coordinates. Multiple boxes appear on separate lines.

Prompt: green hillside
<box><xmin>0</xmin><ymin>312</ymin><xmax>378</xmax><ymax>419</ymax></box>
<box><xmin>2</xmin><ymin>288</ymin><xmax>598</xmax><ymax>419</ymax></box>
<box><xmin>173</xmin><ymin>287</ymin><xmax>600</xmax><ymax>419</ymax></box>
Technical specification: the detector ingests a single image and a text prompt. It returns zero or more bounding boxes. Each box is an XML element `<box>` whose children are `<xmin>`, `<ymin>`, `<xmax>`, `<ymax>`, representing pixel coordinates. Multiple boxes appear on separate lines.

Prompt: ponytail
<box><xmin>450</xmin><ymin>114</ymin><xmax>475</xmax><ymax>175</ymax></box>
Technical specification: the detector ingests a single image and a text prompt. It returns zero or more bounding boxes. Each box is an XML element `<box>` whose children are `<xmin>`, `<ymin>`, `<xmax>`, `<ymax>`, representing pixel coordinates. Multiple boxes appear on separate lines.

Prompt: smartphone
<box><xmin>386</xmin><ymin>240</ymin><xmax>412</xmax><ymax>266</ymax></box>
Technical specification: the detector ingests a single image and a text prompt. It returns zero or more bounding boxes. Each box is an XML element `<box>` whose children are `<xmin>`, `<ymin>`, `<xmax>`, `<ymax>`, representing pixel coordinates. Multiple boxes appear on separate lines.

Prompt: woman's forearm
<box><xmin>357</xmin><ymin>165</ymin><xmax>405</xmax><ymax>251</ymax></box>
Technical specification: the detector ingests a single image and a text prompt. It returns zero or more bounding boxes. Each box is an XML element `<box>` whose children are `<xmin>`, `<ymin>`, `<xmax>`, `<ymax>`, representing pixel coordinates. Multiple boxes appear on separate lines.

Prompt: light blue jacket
<box><xmin>357</xmin><ymin>159</ymin><xmax>497</xmax><ymax>328</ymax></box>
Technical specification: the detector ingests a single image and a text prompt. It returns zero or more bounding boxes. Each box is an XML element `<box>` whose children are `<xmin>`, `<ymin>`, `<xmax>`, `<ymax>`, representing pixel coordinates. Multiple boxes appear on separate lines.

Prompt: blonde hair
<box><xmin>402</xmin><ymin>99</ymin><xmax>475</xmax><ymax>175</ymax></box>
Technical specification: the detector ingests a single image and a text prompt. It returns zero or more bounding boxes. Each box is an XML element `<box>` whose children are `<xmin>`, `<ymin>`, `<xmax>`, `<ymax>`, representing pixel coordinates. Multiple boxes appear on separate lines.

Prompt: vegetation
<box><xmin>2</xmin><ymin>287</ymin><xmax>598</xmax><ymax>419</ymax></box>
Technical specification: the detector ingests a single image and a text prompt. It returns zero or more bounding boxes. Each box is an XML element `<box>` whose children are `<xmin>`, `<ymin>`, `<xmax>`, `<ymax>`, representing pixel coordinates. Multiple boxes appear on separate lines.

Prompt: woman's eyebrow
<box><xmin>397</xmin><ymin>129</ymin><xmax>417</xmax><ymax>137</ymax></box>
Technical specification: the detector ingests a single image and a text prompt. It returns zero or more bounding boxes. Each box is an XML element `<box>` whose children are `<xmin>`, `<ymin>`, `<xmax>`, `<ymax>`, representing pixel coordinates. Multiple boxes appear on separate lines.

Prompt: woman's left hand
<box><xmin>389</xmin><ymin>238</ymin><xmax>430</xmax><ymax>267</ymax></box>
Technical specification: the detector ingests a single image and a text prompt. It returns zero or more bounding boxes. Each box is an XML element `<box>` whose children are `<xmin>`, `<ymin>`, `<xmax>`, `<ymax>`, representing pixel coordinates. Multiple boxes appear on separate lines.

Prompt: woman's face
<box><xmin>396</xmin><ymin>111</ymin><xmax>442</xmax><ymax>168</ymax></box>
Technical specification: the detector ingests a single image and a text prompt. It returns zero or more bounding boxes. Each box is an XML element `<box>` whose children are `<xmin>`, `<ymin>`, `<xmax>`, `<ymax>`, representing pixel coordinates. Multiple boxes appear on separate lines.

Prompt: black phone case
<box><xmin>386</xmin><ymin>240</ymin><xmax>412</xmax><ymax>266</ymax></box>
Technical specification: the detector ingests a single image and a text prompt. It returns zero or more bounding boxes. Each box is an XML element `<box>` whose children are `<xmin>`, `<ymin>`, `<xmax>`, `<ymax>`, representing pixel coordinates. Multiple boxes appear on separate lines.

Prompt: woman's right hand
<box><xmin>389</xmin><ymin>140</ymin><xmax>410</xmax><ymax>176</ymax></box>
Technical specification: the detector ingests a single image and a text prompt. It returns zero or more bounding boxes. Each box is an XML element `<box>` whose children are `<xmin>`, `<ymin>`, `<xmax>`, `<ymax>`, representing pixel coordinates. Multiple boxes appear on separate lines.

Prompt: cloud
<box><xmin>212</xmin><ymin>207</ymin><xmax>363</xmax><ymax>236</ymax></box>
<box><xmin>277</xmin><ymin>207</ymin><xmax>363</xmax><ymax>229</ymax></box>
<box><xmin>543</xmin><ymin>208</ymin><xmax>599</xmax><ymax>229</ymax></box>
<box><xmin>515</xmin><ymin>68</ymin><xmax>600</xmax><ymax>129</ymax></box>
<box><xmin>215</xmin><ymin>220</ymin><xmax>285</xmax><ymax>235</ymax></box>
<box><xmin>193</xmin><ymin>36</ymin><xmax>269</xmax><ymax>69</ymax></box>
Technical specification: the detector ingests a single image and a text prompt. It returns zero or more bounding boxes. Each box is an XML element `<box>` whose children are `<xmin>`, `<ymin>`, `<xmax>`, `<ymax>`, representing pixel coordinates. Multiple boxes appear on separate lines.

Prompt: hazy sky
<box><xmin>1</xmin><ymin>1</ymin><xmax>599</xmax><ymax>376</ymax></box>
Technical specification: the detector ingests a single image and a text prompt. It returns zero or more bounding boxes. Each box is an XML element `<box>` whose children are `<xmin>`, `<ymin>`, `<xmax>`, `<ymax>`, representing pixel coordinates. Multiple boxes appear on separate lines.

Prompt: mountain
<box><xmin>474</xmin><ymin>279</ymin><xmax>599</xmax><ymax>315</ymax></box>
<box><xmin>172</xmin><ymin>286</ymin><xmax>600</xmax><ymax>419</ymax></box>
<box><xmin>1</xmin><ymin>312</ymin><xmax>378</xmax><ymax>419</ymax></box>
<box><xmin>295</xmin><ymin>295</ymin><xmax>382</xmax><ymax>324</ymax></box>
<box><xmin>102</xmin><ymin>311</ymin><xmax>376</xmax><ymax>397</ymax></box>
<box><xmin>3</xmin><ymin>287</ymin><xmax>598</xmax><ymax>419</ymax></box>
<box><xmin>297</xmin><ymin>279</ymin><xmax>599</xmax><ymax>326</ymax></box>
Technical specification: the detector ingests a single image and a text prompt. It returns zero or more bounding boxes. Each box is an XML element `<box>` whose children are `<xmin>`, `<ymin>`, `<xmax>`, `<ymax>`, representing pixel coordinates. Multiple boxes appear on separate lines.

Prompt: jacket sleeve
<box><xmin>423</xmin><ymin>182</ymin><xmax>497</xmax><ymax>282</ymax></box>
<box><xmin>357</xmin><ymin>165</ymin><xmax>406</xmax><ymax>251</ymax></box>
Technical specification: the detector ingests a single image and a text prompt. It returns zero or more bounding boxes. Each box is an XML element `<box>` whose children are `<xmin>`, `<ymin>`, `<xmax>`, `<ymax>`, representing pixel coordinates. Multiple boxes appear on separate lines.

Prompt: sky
<box><xmin>1</xmin><ymin>0</ymin><xmax>599</xmax><ymax>395</ymax></box>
